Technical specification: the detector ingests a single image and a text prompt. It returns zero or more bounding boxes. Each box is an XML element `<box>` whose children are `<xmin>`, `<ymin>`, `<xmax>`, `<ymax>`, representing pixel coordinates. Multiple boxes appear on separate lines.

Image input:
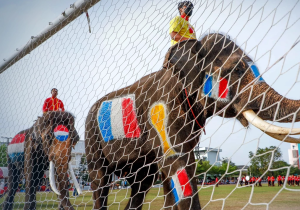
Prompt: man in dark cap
<box><xmin>169</xmin><ymin>1</ymin><xmax>196</xmax><ymax>46</ymax></box>
<box><xmin>42</xmin><ymin>88</ymin><xmax>65</xmax><ymax>113</ymax></box>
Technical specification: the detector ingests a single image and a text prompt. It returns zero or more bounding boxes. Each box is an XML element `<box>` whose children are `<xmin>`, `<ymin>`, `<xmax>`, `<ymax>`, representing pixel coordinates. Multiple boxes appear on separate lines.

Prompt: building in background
<box><xmin>194</xmin><ymin>146</ymin><xmax>222</xmax><ymax>166</ymax></box>
<box><xmin>71</xmin><ymin>140</ymin><xmax>85</xmax><ymax>171</ymax></box>
<box><xmin>288</xmin><ymin>143</ymin><xmax>300</xmax><ymax>169</ymax></box>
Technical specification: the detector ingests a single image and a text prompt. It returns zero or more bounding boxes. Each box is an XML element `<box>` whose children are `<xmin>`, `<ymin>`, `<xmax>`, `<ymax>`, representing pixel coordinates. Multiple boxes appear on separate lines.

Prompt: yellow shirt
<box><xmin>169</xmin><ymin>16</ymin><xmax>196</xmax><ymax>46</ymax></box>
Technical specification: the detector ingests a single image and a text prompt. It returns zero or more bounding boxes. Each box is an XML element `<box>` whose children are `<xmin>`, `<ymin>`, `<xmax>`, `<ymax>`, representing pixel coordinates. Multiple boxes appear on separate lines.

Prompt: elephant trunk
<box><xmin>255</xmin><ymin>85</ymin><xmax>300</xmax><ymax>123</ymax></box>
<box><xmin>240</xmin><ymin>83</ymin><xmax>300</xmax><ymax>143</ymax></box>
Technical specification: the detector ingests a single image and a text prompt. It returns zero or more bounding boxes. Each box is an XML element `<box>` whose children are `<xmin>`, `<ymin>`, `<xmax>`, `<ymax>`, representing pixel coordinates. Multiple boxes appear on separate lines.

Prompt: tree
<box><xmin>290</xmin><ymin>166</ymin><xmax>300</xmax><ymax>176</ymax></box>
<box><xmin>249</xmin><ymin>146</ymin><xmax>282</xmax><ymax>176</ymax></box>
<box><xmin>219</xmin><ymin>158</ymin><xmax>238</xmax><ymax>175</ymax></box>
<box><xmin>196</xmin><ymin>161</ymin><xmax>211</xmax><ymax>175</ymax></box>
<box><xmin>0</xmin><ymin>144</ymin><xmax>8</xmax><ymax>167</ymax></box>
<box><xmin>78</xmin><ymin>154</ymin><xmax>89</xmax><ymax>182</ymax></box>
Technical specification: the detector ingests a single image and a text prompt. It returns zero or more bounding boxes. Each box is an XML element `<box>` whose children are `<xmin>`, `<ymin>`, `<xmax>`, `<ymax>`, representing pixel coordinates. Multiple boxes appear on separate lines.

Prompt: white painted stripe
<box><xmin>54</xmin><ymin>131</ymin><xmax>69</xmax><ymax>136</ymax></box>
<box><xmin>111</xmin><ymin>97</ymin><xmax>125</xmax><ymax>139</ymax></box>
<box><xmin>8</xmin><ymin>142</ymin><xmax>25</xmax><ymax>154</ymax></box>
<box><xmin>171</xmin><ymin>173</ymin><xmax>183</xmax><ymax>200</ymax></box>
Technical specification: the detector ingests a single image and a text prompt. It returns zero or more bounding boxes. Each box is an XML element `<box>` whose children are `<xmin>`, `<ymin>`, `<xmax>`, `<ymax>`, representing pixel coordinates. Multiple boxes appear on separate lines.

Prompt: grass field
<box><xmin>1</xmin><ymin>184</ymin><xmax>300</xmax><ymax>209</ymax></box>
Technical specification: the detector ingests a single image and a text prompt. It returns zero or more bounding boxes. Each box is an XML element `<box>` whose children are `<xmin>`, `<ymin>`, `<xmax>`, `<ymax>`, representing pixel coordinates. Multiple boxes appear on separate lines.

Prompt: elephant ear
<box><xmin>163</xmin><ymin>40</ymin><xmax>205</xmax><ymax>92</ymax></box>
<box><xmin>30</xmin><ymin>124</ymin><xmax>43</xmax><ymax>150</ymax></box>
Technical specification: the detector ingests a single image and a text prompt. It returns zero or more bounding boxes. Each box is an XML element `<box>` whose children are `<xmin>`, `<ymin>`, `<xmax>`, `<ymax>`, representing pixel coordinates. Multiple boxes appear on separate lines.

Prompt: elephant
<box><xmin>84</xmin><ymin>33</ymin><xmax>300</xmax><ymax>210</ymax></box>
<box><xmin>3</xmin><ymin>111</ymin><xmax>82</xmax><ymax>210</ymax></box>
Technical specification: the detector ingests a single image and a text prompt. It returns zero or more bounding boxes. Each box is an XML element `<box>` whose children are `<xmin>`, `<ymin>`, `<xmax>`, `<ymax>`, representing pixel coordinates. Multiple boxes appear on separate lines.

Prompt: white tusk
<box><xmin>242</xmin><ymin>110</ymin><xmax>300</xmax><ymax>135</ymax></box>
<box><xmin>265</xmin><ymin>132</ymin><xmax>300</xmax><ymax>143</ymax></box>
<box><xmin>49</xmin><ymin>161</ymin><xmax>61</xmax><ymax>195</ymax></box>
<box><xmin>68</xmin><ymin>162</ymin><xmax>82</xmax><ymax>195</ymax></box>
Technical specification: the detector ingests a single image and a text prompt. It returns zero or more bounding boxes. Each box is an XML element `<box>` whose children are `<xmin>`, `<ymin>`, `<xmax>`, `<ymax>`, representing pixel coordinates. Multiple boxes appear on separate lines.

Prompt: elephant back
<box><xmin>7</xmin><ymin>131</ymin><xmax>27</xmax><ymax>163</ymax></box>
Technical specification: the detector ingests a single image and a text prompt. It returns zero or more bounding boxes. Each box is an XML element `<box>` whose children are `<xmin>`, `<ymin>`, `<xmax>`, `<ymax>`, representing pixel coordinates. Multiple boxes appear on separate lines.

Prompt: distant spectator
<box><xmin>215</xmin><ymin>177</ymin><xmax>219</xmax><ymax>187</ymax></box>
<box><xmin>271</xmin><ymin>176</ymin><xmax>275</xmax><ymax>186</ymax></box>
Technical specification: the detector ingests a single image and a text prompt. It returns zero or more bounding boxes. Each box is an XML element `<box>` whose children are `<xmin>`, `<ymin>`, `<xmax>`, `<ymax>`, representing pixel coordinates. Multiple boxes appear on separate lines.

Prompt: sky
<box><xmin>0</xmin><ymin>0</ymin><xmax>300</xmax><ymax>167</ymax></box>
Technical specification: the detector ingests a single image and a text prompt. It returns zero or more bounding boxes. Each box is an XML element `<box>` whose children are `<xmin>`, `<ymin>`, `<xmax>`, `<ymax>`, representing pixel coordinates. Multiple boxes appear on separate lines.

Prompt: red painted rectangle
<box><xmin>122</xmin><ymin>98</ymin><xmax>141</xmax><ymax>138</ymax></box>
<box><xmin>177</xmin><ymin>169</ymin><xmax>192</xmax><ymax>197</ymax></box>
<box><xmin>218</xmin><ymin>78</ymin><xmax>228</xmax><ymax>98</ymax></box>
<box><xmin>10</xmin><ymin>133</ymin><xmax>25</xmax><ymax>144</ymax></box>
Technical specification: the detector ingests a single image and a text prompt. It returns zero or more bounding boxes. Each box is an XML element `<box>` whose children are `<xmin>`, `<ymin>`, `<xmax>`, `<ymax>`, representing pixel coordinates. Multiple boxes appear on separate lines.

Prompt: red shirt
<box><xmin>277</xmin><ymin>175</ymin><xmax>281</xmax><ymax>181</ymax></box>
<box><xmin>267</xmin><ymin>176</ymin><xmax>270</xmax><ymax>181</ymax></box>
<box><xmin>251</xmin><ymin>177</ymin><xmax>255</xmax><ymax>182</ymax></box>
<box><xmin>43</xmin><ymin>97</ymin><xmax>65</xmax><ymax>113</ymax></box>
<box><xmin>215</xmin><ymin>178</ymin><xmax>219</xmax><ymax>182</ymax></box>
<box><xmin>271</xmin><ymin>176</ymin><xmax>275</xmax><ymax>181</ymax></box>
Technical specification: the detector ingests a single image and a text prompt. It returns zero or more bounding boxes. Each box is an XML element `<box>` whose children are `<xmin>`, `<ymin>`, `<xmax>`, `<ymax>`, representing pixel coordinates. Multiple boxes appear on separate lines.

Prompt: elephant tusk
<box><xmin>242</xmin><ymin>110</ymin><xmax>300</xmax><ymax>135</ymax></box>
<box><xmin>264</xmin><ymin>132</ymin><xmax>300</xmax><ymax>143</ymax></box>
<box><xmin>49</xmin><ymin>161</ymin><xmax>61</xmax><ymax>195</ymax></box>
<box><xmin>68</xmin><ymin>162</ymin><xmax>82</xmax><ymax>195</ymax></box>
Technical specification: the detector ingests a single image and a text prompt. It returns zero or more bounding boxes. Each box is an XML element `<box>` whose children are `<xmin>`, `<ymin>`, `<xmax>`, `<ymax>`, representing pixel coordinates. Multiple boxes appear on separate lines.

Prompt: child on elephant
<box><xmin>169</xmin><ymin>1</ymin><xmax>196</xmax><ymax>46</ymax></box>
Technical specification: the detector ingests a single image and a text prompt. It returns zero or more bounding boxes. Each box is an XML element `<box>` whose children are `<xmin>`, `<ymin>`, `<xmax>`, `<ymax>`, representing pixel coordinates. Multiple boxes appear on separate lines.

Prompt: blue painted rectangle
<box><xmin>8</xmin><ymin>152</ymin><xmax>24</xmax><ymax>163</ymax></box>
<box><xmin>250</xmin><ymin>64</ymin><xmax>264</xmax><ymax>81</ymax></box>
<box><xmin>171</xmin><ymin>179</ymin><xmax>179</xmax><ymax>204</ymax></box>
<box><xmin>98</xmin><ymin>101</ymin><xmax>114</xmax><ymax>142</ymax></box>
<box><xmin>203</xmin><ymin>74</ymin><xmax>212</xmax><ymax>96</ymax></box>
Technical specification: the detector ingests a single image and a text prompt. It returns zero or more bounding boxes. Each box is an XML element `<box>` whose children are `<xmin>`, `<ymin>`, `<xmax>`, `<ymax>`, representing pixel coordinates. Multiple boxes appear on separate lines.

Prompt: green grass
<box><xmin>1</xmin><ymin>184</ymin><xmax>300</xmax><ymax>209</ymax></box>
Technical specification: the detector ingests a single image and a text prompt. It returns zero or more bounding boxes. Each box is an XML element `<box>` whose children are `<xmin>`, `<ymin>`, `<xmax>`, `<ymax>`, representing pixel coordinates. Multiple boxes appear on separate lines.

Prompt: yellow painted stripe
<box><xmin>150</xmin><ymin>104</ymin><xmax>175</xmax><ymax>156</ymax></box>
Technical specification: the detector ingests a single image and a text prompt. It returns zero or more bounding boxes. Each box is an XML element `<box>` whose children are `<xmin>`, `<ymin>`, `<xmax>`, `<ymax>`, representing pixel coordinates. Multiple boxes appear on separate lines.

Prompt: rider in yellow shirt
<box><xmin>169</xmin><ymin>1</ymin><xmax>196</xmax><ymax>46</ymax></box>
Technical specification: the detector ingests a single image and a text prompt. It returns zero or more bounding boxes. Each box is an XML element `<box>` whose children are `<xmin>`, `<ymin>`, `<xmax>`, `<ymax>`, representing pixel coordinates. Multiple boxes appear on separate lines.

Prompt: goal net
<box><xmin>1</xmin><ymin>0</ymin><xmax>300</xmax><ymax>209</ymax></box>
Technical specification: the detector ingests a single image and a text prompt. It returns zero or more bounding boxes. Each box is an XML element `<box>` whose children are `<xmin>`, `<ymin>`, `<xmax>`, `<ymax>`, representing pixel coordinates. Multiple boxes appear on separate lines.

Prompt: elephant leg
<box><xmin>58</xmin><ymin>189</ymin><xmax>73</xmax><ymax>210</ymax></box>
<box><xmin>124</xmin><ymin>163</ymin><xmax>158</xmax><ymax>210</ymax></box>
<box><xmin>23</xmin><ymin>156</ymin><xmax>45</xmax><ymax>210</ymax></box>
<box><xmin>90</xmin><ymin>169</ymin><xmax>111</xmax><ymax>210</ymax></box>
<box><xmin>161</xmin><ymin>153</ymin><xmax>201</xmax><ymax>210</ymax></box>
<box><xmin>3</xmin><ymin>162</ymin><xmax>22</xmax><ymax>210</ymax></box>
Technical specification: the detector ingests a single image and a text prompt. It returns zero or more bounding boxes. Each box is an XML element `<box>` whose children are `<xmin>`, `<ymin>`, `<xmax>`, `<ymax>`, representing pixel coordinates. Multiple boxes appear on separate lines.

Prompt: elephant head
<box><xmin>34</xmin><ymin>111</ymin><xmax>81</xmax><ymax>206</ymax></box>
<box><xmin>4</xmin><ymin>111</ymin><xmax>81</xmax><ymax>210</ymax></box>
<box><xmin>165</xmin><ymin>33</ymin><xmax>300</xmax><ymax>143</ymax></box>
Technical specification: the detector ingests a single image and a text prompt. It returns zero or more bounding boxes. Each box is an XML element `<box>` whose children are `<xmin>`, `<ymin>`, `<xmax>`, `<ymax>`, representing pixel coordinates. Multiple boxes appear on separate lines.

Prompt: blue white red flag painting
<box><xmin>54</xmin><ymin>125</ymin><xmax>69</xmax><ymax>141</ymax></box>
<box><xmin>98</xmin><ymin>95</ymin><xmax>141</xmax><ymax>142</ymax></box>
<box><xmin>171</xmin><ymin>168</ymin><xmax>193</xmax><ymax>204</ymax></box>
<box><xmin>247</xmin><ymin>62</ymin><xmax>264</xmax><ymax>82</ymax></box>
<box><xmin>8</xmin><ymin>133</ymin><xmax>26</xmax><ymax>162</ymax></box>
<box><xmin>202</xmin><ymin>74</ymin><xmax>229</xmax><ymax>101</ymax></box>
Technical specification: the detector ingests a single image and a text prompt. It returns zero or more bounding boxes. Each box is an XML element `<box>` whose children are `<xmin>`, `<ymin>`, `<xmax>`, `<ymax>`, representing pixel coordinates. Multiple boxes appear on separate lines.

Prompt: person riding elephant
<box><xmin>85</xmin><ymin>33</ymin><xmax>300</xmax><ymax>210</ymax></box>
<box><xmin>3</xmin><ymin>111</ymin><xmax>81</xmax><ymax>210</ymax></box>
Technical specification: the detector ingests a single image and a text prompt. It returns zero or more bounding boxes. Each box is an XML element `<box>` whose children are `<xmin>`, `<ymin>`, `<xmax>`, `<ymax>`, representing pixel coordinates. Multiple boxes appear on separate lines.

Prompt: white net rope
<box><xmin>1</xmin><ymin>0</ymin><xmax>300</xmax><ymax>209</ymax></box>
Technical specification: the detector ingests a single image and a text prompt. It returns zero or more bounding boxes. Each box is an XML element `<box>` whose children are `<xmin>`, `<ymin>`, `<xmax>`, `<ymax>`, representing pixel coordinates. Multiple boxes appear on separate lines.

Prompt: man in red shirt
<box><xmin>271</xmin><ymin>176</ymin><xmax>275</xmax><ymax>186</ymax></box>
<box><xmin>282</xmin><ymin>176</ymin><xmax>285</xmax><ymax>185</ymax></box>
<box><xmin>291</xmin><ymin>175</ymin><xmax>295</xmax><ymax>186</ymax></box>
<box><xmin>258</xmin><ymin>177</ymin><xmax>262</xmax><ymax>187</ymax></box>
<box><xmin>277</xmin><ymin>175</ymin><xmax>282</xmax><ymax>186</ymax></box>
<box><xmin>251</xmin><ymin>177</ymin><xmax>256</xmax><ymax>185</ymax></box>
<box><xmin>267</xmin><ymin>176</ymin><xmax>271</xmax><ymax>186</ymax></box>
<box><xmin>215</xmin><ymin>177</ymin><xmax>219</xmax><ymax>187</ymax></box>
<box><xmin>42</xmin><ymin>88</ymin><xmax>65</xmax><ymax>113</ymax></box>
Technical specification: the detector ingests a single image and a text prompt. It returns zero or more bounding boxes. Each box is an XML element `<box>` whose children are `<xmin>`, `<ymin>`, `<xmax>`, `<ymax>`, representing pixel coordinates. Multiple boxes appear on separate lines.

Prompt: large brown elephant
<box><xmin>85</xmin><ymin>33</ymin><xmax>300</xmax><ymax>210</ymax></box>
<box><xmin>3</xmin><ymin>111</ymin><xmax>81</xmax><ymax>210</ymax></box>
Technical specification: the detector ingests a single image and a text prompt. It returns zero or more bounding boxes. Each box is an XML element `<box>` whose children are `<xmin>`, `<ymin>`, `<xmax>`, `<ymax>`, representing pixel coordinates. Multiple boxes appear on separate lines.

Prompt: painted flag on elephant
<box><xmin>54</xmin><ymin>125</ymin><xmax>69</xmax><ymax>141</ymax></box>
<box><xmin>171</xmin><ymin>168</ymin><xmax>193</xmax><ymax>203</ymax></box>
<box><xmin>7</xmin><ymin>133</ymin><xmax>25</xmax><ymax>162</ymax></box>
<box><xmin>98</xmin><ymin>95</ymin><xmax>141</xmax><ymax>142</ymax></box>
<box><xmin>247</xmin><ymin>62</ymin><xmax>264</xmax><ymax>82</ymax></box>
<box><xmin>202</xmin><ymin>74</ymin><xmax>229</xmax><ymax>100</ymax></box>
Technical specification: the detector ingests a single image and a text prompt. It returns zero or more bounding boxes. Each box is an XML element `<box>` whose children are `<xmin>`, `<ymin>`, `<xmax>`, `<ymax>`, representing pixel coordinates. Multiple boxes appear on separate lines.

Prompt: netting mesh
<box><xmin>1</xmin><ymin>0</ymin><xmax>300</xmax><ymax>209</ymax></box>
